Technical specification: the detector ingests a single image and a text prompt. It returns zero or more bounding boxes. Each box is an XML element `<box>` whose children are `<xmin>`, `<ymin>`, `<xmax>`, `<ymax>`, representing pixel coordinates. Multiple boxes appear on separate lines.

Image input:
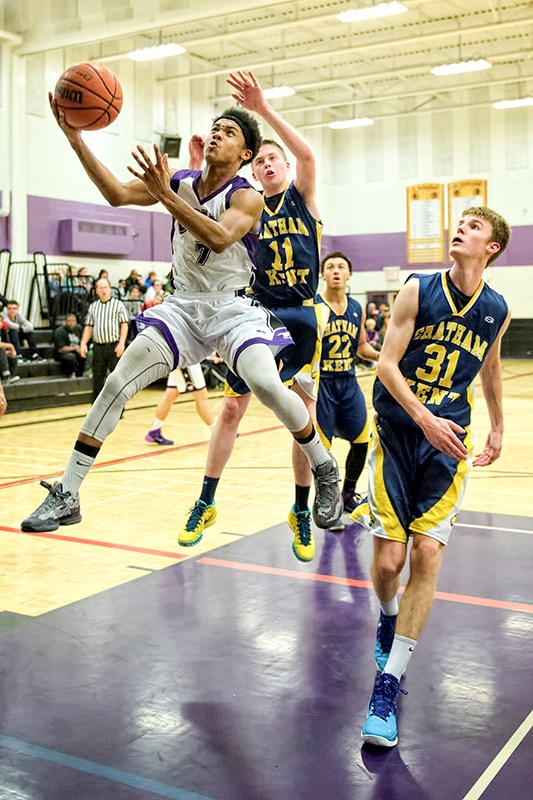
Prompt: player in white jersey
<box><xmin>145</xmin><ymin>363</ymin><xmax>216</xmax><ymax>445</ymax></box>
<box><xmin>21</xmin><ymin>99</ymin><xmax>341</xmax><ymax>535</ymax></box>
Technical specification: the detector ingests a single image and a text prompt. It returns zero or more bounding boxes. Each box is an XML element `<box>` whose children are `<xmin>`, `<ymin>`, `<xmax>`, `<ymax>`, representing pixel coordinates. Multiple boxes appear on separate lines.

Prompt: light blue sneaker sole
<box><xmin>361</xmin><ymin>728</ymin><xmax>398</xmax><ymax>747</ymax></box>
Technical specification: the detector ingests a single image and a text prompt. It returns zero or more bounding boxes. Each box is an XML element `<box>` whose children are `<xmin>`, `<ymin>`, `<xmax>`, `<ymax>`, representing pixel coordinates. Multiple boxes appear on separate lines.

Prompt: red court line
<box><xmin>0</xmin><ymin>525</ymin><xmax>186</xmax><ymax>559</ymax></box>
<box><xmin>198</xmin><ymin>556</ymin><xmax>533</xmax><ymax>615</ymax></box>
<box><xmin>0</xmin><ymin>424</ymin><xmax>284</xmax><ymax>490</ymax></box>
<box><xmin>3</xmin><ymin>524</ymin><xmax>531</xmax><ymax>612</ymax></box>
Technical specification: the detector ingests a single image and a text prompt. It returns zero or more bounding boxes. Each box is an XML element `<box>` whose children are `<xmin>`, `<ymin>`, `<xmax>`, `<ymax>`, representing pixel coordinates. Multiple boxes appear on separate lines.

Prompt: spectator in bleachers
<box><xmin>144</xmin><ymin>270</ymin><xmax>158</xmax><ymax>289</ymax></box>
<box><xmin>144</xmin><ymin>277</ymin><xmax>164</xmax><ymax>303</ymax></box>
<box><xmin>377</xmin><ymin>304</ymin><xmax>391</xmax><ymax>346</ymax></box>
<box><xmin>0</xmin><ymin>339</ymin><xmax>19</xmax><ymax>385</ymax></box>
<box><xmin>141</xmin><ymin>290</ymin><xmax>166</xmax><ymax>311</ymax></box>
<box><xmin>376</xmin><ymin>302</ymin><xmax>390</xmax><ymax>332</ymax></box>
<box><xmin>357</xmin><ymin>316</ymin><xmax>381</xmax><ymax>370</ymax></box>
<box><xmin>75</xmin><ymin>267</ymin><xmax>94</xmax><ymax>293</ymax></box>
<box><xmin>123</xmin><ymin>285</ymin><xmax>144</xmax><ymax>320</ymax></box>
<box><xmin>53</xmin><ymin>312</ymin><xmax>85</xmax><ymax>378</ymax></box>
<box><xmin>117</xmin><ymin>279</ymin><xmax>128</xmax><ymax>299</ymax></box>
<box><xmin>366</xmin><ymin>300</ymin><xmax>379</xmax><ymax>321</ymax></box>
<box><xmin>365</xmin><ymin>316</ymin><xmax>381</xmax><ymax>348</ymax></box>
<box><xmin>48</xmin><ymin>271</ymin><xmax>64</xmax><ymax>301</ymax></box>
<box><xmin>124</xmin><ymin>269</ymin><xmax>146</xmax><ymax>296</ymax></box>
<box><xmin>1</xmin><ymin>300</ymin><xmax>44</xmax><ymax>363</ymax></box>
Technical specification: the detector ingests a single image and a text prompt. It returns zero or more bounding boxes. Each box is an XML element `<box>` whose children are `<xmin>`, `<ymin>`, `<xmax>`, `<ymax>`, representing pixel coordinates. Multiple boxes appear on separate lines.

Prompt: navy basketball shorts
<box><xmin>225</xmin><ymin>301</ymin><xmax>328</xmax><ymax>398</ymax></box>
<box><xmin>316</xmin><ymin>374</ymin><xmax>369</xmax><ymax>448</ymax></box>
<box><xmin>353</xmin><ymin>414</ymin><xmax>473</xmax><ymax>545</ymax></box>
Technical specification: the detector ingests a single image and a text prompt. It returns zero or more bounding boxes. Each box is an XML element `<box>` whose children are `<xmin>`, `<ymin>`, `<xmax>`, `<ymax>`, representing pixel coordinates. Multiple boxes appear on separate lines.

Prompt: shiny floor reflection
<box><xmin>0</xmin><ymin>511</ymin><xmax>532</xmax><ymax>800</ymax></box>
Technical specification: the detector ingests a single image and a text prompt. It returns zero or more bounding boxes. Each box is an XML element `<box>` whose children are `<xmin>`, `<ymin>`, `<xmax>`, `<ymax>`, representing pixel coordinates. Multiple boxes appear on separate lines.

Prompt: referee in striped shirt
<box><xmin>80</xmin><ymin>277</ymin><xmax>129</xmax><ymax>402</ymax></box>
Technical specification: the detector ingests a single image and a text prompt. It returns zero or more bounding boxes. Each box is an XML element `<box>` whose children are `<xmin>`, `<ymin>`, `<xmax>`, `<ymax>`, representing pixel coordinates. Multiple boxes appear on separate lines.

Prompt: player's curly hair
<box><xmin>213</xmin><ymin>107</ymin><xmax>262</xmax><ymax>166</ymax></box>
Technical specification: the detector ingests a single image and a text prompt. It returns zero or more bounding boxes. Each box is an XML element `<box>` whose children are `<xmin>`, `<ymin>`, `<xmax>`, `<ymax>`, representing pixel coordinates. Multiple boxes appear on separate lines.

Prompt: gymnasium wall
<box><xmin>2</xmin><ymin>50</ymin><xmax>533</xmax><ymax>323</ymax></box>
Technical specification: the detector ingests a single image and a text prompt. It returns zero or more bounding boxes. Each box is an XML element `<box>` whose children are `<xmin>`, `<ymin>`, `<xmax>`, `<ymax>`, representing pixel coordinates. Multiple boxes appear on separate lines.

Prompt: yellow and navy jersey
<box><xmin>316</xmin><ymin>293</ymin><xmax>362</xmax><ymax>377</ymax></box>
<box><xmin>251</xmin><ymin>182</ymin><xmax>323</xmax><ymax>309</ymax></box>
<box><xmin>373</xmin><ymin>271</ymin><xmax>509</xmax><ymax>428</ymax></box>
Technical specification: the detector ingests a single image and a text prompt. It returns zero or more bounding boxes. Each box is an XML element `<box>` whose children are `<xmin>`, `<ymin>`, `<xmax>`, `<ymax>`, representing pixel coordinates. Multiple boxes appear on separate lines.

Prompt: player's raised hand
<box><xmin>188</xmin><ymin>134</ymin><xmax>206</xmax><ymax>169</ymax></box>
<box><xmin>227</xmin><ymin>71</ymin><xmax>268</xmax><ymax>114</ymax></box>
<box><xmin>127</xmin><ymin>144</ymin><xmax>170</xmax><ymax>200</ymax></box>
<box><xmin>48</xmin><ymin>91</ymin><xmax>81</xmax><ymax>143</ymax></box>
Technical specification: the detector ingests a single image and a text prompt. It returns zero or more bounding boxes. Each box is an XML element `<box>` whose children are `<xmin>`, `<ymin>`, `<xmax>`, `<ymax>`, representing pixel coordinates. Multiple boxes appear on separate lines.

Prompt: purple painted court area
<box><xmin>0</xmin><ymin>510</ymin><xmax>531</xmax><ymax>800</ymax></box>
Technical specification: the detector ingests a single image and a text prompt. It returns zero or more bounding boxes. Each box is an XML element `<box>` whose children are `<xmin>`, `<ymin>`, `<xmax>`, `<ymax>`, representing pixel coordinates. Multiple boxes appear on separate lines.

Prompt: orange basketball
<box><xmin>54</xmin><ymin>63</ymin><xmax>123</xmax><ymax>131</ymax></box>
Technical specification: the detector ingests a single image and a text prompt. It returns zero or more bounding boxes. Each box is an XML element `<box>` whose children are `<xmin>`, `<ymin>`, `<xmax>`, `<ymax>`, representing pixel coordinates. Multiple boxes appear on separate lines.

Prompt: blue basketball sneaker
<box><xmin>362</xmin><ymin>672</ymin><xmax>405</xmax><ymax>747</ymax></box>
<box><xmin>375</xmin><ymin>611</ymin><xmax>397</xmax><ymax>671</ymax></box>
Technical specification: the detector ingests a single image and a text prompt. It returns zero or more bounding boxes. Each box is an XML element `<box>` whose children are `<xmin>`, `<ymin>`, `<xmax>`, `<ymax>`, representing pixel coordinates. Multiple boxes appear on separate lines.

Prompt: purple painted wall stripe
<box><xmin>0</xmin><ymin>192</ymin><xmax>10</xmax><ymax>251</ymax></box>
<box><xmin>28</xmin><ymin>196</ymin><xmax>171</xmax><ymax>267</ymax></box>
<box><xmin>0</xmin><ymin>194</ymin><xmax>531</xmax><ymax>269</ymax></box>
<box><xmin>321</xmin><ymin>227</ymin><xmax>532</xmax><ymax>271</ymax></box>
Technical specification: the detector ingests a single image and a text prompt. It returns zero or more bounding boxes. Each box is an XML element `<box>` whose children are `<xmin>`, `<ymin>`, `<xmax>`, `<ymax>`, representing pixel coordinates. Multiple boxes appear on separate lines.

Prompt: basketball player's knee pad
<box><xmin>251</xmin><ymin>379</ymin><xmax>310</xmax><ymax>433</ymax></box>
<box><xmin>81</xmin><ymin>331</ymin><xmax>174</xmax><ymax>441</ymax></box>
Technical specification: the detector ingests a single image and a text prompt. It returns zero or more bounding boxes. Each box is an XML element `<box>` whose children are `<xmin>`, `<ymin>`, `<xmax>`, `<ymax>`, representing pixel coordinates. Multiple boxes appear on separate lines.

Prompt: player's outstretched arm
<box><xmin>377</xmin><ymin>280</ymin><xmax>468</xmax><ymax>461</ymax></box>
<box><xmin>226</xmin><ymin>70</ymin><xmax>317</xmax><ymax>210</ymax></box>
<box><xmin>49</xmin><ymin>92</ymin><xmax>156</xmax><ymax>207</ymax></box>
<box><xmin>473</xmin><ymin>310</ymin><xmax>511</xmax><ymax>466</ymax></box>
<box><xmin>128</xmin><ymin>144</ymin><xmax>263</xmax><ymax>253</ymax></box>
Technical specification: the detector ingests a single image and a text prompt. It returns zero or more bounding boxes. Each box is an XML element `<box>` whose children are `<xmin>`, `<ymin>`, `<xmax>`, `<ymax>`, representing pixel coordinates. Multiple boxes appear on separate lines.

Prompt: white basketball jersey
<box><xmin>169</xmin><ymin>170</ymin><xmax>258</xmax><ymax>293</ymax></box>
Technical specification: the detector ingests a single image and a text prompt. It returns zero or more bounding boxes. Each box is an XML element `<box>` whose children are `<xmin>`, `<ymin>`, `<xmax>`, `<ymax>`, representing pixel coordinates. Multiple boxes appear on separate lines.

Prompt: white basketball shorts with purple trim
<box><xmin>134</xmin><ymin>290</ymin><xmax>294</xmax><ymax>373</ymax></box>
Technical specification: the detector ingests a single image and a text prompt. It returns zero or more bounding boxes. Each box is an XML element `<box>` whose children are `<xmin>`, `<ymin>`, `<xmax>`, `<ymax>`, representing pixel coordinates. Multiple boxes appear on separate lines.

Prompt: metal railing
<box><xmin>0</xmin><ymin>250</ymin><xmax>93</xmax><ymax>328</ymax></box>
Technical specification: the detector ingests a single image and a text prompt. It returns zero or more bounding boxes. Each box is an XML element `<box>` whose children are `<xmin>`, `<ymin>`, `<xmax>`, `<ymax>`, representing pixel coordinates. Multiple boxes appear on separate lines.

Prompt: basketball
<box><xmin>54</xmin><ymin>63</ymin><xmax>123</xmax><ymax>131</ymax></box>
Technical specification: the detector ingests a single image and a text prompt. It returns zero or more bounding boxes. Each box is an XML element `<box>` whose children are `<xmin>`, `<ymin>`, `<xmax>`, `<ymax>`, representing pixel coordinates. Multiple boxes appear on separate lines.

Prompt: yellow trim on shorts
<box><xmin>352</xmin><ymin>411</ymin><xmax>370</xmax><ymax>444</ymax></box>
<box><xmin>370</xmin><ymin>417</ymin><xmax>407</xmax><ymax>542</ymax></box>
<box><xmin>409</xmin><ymin>426</ymin><xmax>473</xmax><ymax>538</ymax></box>
<box><xmin>223</xmin><ymin>379</ymin><xmax>242</xmax><ymax>398</ymax></box>
<box><xmin>350</xmin><ymin>500</ymin><xmax>370</xmax><ymax>525</ymax></box>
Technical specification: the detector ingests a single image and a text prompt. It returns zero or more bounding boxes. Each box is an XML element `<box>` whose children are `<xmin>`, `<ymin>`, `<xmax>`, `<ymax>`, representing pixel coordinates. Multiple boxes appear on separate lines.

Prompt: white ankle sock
<box><xmin>383</xmin><ymin>634</ymin><xmax>417</xmax><ymax>680</ymax></box>
<box><xmin>61</xmin><ymin>450</ymin><xmax>96</xmax><ymax>496</ymax></box>
<box><xmin>296</xmin><ymin>432</ymin><xmax>330</xmax><ymax>470</ymax></box>
<box><xmin>151</xmin><ymin>417</ymin><xmax>165</xmax><ymax>430</ymax></box>
<box><xmin>381</xmin><ymin>597</ymin><xmax>399</xmax><ymax>617</ymax></box>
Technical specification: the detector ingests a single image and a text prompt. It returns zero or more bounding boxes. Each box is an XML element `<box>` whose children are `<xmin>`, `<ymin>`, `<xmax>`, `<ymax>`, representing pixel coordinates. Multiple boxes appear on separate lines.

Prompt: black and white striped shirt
<box><xmin>85</xmin><ymin>298</ymin><xmax>129</xmax><ymax>343</ymax></box>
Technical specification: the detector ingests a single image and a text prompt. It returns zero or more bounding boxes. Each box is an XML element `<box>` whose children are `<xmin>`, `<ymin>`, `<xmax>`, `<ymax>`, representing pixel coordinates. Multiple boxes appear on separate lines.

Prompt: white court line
<box><xmin>461</xmin><ymin>708</ymin><xmax>533</xmax><ymax>800</ymax></box>
<box><xmin>455</xmin><ymin>523</ymin><xmax>533</xmax><ymax>535</ymax></box>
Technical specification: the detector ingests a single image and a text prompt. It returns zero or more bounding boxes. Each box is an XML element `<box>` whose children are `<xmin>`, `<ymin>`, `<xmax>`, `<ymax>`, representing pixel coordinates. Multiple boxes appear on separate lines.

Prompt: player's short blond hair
<box><xmin>462</xmin><ymin>206</ymin><xmax>511</xmax><ymax>266</ymax></box>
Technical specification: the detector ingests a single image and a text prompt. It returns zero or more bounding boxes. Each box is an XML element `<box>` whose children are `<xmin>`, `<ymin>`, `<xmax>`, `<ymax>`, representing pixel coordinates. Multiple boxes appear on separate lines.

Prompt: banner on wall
<box><xmin>406</xmin><ymin>183</ymin><xmax>445</xmax><ymax>264</ymax></box>
<box><xmin>447</xmin><ymin>179</ymin><xmax>488</xmax><ymax>246</ymax></box>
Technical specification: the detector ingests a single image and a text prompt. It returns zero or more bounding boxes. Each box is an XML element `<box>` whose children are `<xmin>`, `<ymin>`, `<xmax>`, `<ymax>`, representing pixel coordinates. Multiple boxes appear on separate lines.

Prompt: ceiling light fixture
<box><xmin>262</xmin><ymin>85</ymin><xmax>296</xmax><ymax>99</ymax></box>
<box><xmin>328</xmin><ymin>117</ymin><xmax>375</xmax><ymax>129</ymax></box>
<box><xmin>337</xmin><ymin>2</ymin><xmax>408</xmax><ymax>23</ymax></box>
<box><xmin>127</xmin><ymin>43</ymin><xmax>186</xmax><ymax>62</ymax></box>
<box><xmin>493</xmin><ymin>97</ymin><xmax>533</xmax><ymax>109</ymax></box>
<box><xmin>430</xmin><ymin>59</ymin><xmax>492</xmax><ymax>76</ymax></box>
